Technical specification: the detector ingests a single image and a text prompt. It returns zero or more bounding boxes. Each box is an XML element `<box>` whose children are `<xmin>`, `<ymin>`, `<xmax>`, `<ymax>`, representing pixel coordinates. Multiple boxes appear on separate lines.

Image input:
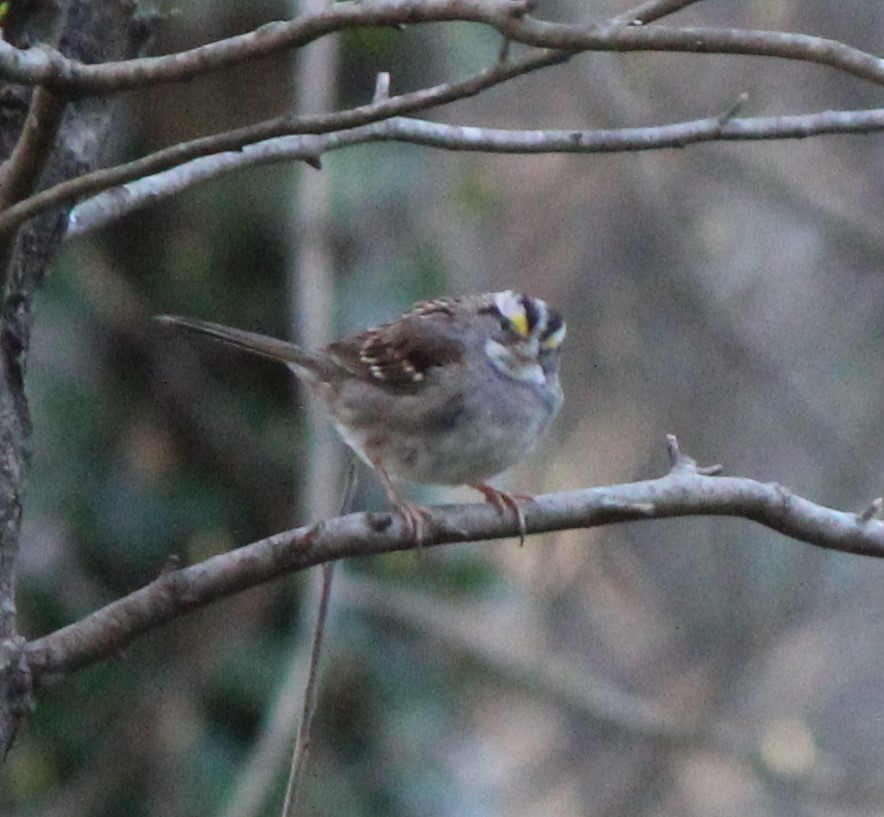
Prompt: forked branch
<box><xmin>22</xmin><ymin>436</ymin><xmax>884</xmax><ymax>688</ymax></box>
<box><xmin>1</xmin><ymin>2</ymin><xmax>882</xmax><ymax>92</ymax></box>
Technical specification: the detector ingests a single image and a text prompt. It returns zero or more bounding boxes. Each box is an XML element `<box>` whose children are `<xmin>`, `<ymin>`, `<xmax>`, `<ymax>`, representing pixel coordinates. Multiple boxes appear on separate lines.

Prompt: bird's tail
<box><xmin>155</xmin><ymin>314</ymin><xmax>317</xmax><ymax>371</ymax></box>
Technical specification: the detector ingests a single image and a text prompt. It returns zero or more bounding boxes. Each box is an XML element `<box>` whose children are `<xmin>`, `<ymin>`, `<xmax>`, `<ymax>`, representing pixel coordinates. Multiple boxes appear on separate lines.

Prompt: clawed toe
<box><xmin>378</xmin><ymin>467</ymin><xmax>531</xmax><ymax>548</ymax></box>
<box><xmin>394</xmin><ymin>499</ymin><xmax>433</xmax><ymax>548</ymax></box>
<box><xmin>375</xmin><ymin>465</ymin><xmax>432</xmax><ymax>549</ymax></box>
<box><xmin>471</xmin><ymin>483</ymin><xmax>529</xmax><ymax>546</ymax></box>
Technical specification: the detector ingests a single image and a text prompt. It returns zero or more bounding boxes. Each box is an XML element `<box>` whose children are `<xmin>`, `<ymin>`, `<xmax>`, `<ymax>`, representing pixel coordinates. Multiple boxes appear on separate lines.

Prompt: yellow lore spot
<box><xmin>494</xmin><ymin>290</ymin><xmax>529</xmax><ymax>337</ymax></box>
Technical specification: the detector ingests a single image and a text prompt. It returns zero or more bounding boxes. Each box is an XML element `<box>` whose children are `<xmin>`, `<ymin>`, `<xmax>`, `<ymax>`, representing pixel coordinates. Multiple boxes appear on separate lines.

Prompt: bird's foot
<box><xmin>393</xmin><ymin>498</ymin><xmax>433</xmax><ymax>549</ymax></box>
<box><xmin>471</xmin><ymin>483</ymin><xmax>529</xmax><ymax>546</ymax></box>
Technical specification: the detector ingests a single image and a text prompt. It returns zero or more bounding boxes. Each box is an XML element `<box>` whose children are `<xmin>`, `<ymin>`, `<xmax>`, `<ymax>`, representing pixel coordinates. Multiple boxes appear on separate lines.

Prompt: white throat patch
<box><xmin>485</xmin><ymin>339</ymin><xmax>545</xmax><ymax>384</ymax></box>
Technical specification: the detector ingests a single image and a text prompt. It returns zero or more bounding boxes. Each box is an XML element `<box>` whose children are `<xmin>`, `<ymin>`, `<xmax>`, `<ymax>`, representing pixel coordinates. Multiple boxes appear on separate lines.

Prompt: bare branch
<box><xmin>494</xmin><ymin>17</ymin><xmax>884</xmax><ymax>87</ymax></box>
<box><xmin>1</xmin><ymin>7</ymin><xmax>881</xmax><ymax>239</ymax></box>
<box><xmin>0</xmin><ymin>0</ymin><xmax>879</xmax><ymax>135</ymax></box>
<box><xmin>0</xmin><ymin>48</ymin><xmax>571</xmax><ymax>239</ymax></box>
<box><xmin>23</xmin><ymin>438</ymin><xmax>884</xmax><ymax>686</ymax></box>
<box><xmin>0</xmin><ymin>89</ymin><xmax>66</xmax><ymax>211</ymax></box>
<box><xmin>0</xmin><ymin>0</ymin><xmax>531</xmax><ymax>92</ymax></box>
<box><xmin>0</xmin><ymin>3</ymin><xmax>880</xmax><ymax>97</ymax></box>
<box><xmin>59</xmin><ymin>106</ymin><xmax>884</xmax><ymax>238</ymax></box>
<box><xmin>0</xmin><ymin>86</ymin><xmax>66</xmax><ymax>295</ymax></box>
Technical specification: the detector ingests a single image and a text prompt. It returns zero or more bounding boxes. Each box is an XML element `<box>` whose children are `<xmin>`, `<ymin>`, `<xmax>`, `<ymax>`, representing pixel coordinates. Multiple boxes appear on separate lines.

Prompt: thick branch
<box><xmin>54</xmin><ymin>107</ymin><xmax>884</xmax><ymax>238</ymax></box>
<box><xmin>0</xmin><ymin>0</ymin><xmax>149</xmax><ymax>764</ymax></box>
<box><xmin>24</xmin><ymin>452</ymin><xmax>884</xmax><ymax>686</ymax></box>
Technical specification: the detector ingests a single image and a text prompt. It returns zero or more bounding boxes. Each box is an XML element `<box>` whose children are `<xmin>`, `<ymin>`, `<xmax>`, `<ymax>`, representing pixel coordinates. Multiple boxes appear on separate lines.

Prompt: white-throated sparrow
<box><xmin>157</xmin><ymin>291</ymin><xmax>565</xmax><ymax>545</ymax></box>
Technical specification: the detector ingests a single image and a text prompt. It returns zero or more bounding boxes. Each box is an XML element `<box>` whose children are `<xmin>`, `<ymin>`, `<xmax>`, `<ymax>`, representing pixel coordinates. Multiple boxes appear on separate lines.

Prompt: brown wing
<box><xmin>328</xmin><ymin>301</ymin><xmax>466</xmax><ymax>388</ymax></box>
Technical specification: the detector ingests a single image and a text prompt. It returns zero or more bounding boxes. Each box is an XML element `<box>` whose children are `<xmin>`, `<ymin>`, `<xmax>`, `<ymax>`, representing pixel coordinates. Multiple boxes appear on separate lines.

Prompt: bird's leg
<box><xmin>470</xmin><ymin>483</ymin><xmax>528</xmax><ymax>546</ymax></box>
<box><xmin>374</xmin><ymin>466</ymin><xmax>432</xmax><ymax>548</ymax></box>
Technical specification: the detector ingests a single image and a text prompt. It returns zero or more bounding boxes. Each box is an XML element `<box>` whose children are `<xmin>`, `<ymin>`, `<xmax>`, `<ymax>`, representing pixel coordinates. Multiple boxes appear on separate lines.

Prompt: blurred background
<box><xmin>4</xmin><ymin>0</ymin><xmax>884</xmax><ymax>815</ymax></box>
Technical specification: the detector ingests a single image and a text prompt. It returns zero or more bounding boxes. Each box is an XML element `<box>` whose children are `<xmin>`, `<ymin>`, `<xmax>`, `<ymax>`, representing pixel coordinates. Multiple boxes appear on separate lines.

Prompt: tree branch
<box><xmin>0</xmin><ymin>88</ymin><xmax>67</xmax><ymax>212</ymax></box>
<box><xmin>0</xmin><ymin>87</ymin><xmax>67</xmax><ymax>292</ymax></box>
<box><xmin>495</xmin><ymin>17</ymin><xmax>884</xmax><ymax>87</ymax></box>
<box><xmin>56</xmin><ymin>106</ymin><xmax>884</xmax><ymax>238</ymax></box>
<box><xmin>0</xmin><ymin>0</ymin><xmax>531</xmax><ymax>92</ymax></box>
<box><xmin>0</xmin><ymin>2</ymin><xmax>881</xmax><ymax>95</ymax></box>
<box><xmin>0</xmin><ymin>0</ymin><xmax>151</xmax><ymax>763</ymax></box>
<box><xmin>0</xmin><ymin>48</ymin><xmax>571</xmax><ymax>239</ymax></box>
<box><xmin>23</xmin><ymin>437</ymin><xmax>884</xmax><ymax>688</ymax></box>
<box><xmin>1</xmin><ymin>3</ymin><xmax>880</xmax><ymax>238</ymax></box>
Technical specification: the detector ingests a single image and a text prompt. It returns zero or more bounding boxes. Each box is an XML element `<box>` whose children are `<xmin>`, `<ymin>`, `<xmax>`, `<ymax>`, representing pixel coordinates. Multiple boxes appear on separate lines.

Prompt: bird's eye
<box><xmin>499</xmin><ymin>316</ymin><xmax>512</xmax><ymax>332</ymax></box>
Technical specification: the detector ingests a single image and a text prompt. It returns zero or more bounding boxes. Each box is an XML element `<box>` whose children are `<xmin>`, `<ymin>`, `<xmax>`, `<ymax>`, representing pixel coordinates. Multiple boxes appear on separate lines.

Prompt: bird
<box><xmin>156</xmin><ymin>290</ymin><xmax>565</xmax><ymax>546</ymax></box>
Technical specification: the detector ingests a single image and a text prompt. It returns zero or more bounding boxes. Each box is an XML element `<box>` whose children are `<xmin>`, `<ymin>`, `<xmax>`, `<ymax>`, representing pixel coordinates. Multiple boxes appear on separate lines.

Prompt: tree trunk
<box><xmin>0</xmin><ymin>0</ymin><xmax>150</xmax><ymax>762</ymax></box>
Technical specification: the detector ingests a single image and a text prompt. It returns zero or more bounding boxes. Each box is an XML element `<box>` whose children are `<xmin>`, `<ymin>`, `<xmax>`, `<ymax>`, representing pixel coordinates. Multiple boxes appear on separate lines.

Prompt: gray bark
<box><xmin>0</xmin><ymin>0</ymin><xmax>149</xmax><ymax>762</ymax></box>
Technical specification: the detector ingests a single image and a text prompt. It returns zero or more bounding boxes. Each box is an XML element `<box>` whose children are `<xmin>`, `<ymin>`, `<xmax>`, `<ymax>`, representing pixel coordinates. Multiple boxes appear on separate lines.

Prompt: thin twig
<box><xmin>280</xmin><ymin>564</ymin><xmax>334</xmax><ymax>817</ymax></box>
<box><xmin>281</xmin><ymin>464</ymin><xmax>357</xmax><ymax>817</ymax></box>
<box><xmin>372</xmin><ymin>71</ymin><xmax>391</xmax><ymax>103</ymax></box>
<box><xmin>610</xmin><ymin>0</ymin><xmax>706</xmax><ymax>26</ymax></box>
<box><xmin>858</xmin><ymin>498</ymin><xmax>884</xmax><ymax>523</ymax></box>
<box><xmin>716</xmin><ymin>91</ymin><xmax>750</xmax><ymax>126</ymax></box>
